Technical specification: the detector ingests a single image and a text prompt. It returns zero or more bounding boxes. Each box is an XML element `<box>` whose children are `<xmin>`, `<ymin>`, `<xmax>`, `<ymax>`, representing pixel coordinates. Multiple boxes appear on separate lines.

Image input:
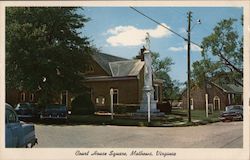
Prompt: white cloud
<box><xmin>106</xmin><ymin>23</ymin><xmax>172</xmax><ymax>47</ymax></box>
<box><xmin>169</xmin><ymin>46</ymin><xmax>184</xmax><ymax>52</ymax></box>
<box><xmin>168</xmin><ymin>44</ymin><xmax>202</xmax><ymax>52</ymax></box>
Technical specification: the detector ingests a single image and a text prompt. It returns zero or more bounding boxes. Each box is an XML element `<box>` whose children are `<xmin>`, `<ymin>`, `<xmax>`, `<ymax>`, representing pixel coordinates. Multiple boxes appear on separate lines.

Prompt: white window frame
<box><xmin>96</xmin><ymin>96</ymin><xmax>105</xmax><ymax>106</ymax></box>
<box><xmin>101</xmin><ymin>97</ymin><xmax>105</xmax><ymax>105</ymax></box>
<box><xmin>213</xmin><ymin>96</ymin><xmax>221</xmax><ymax>111</ymax></box>
<box><xmin>190</xmin><ymin>98</ymin><xmax>194</xmax><ymax>110</ymax></box>
<box><xmin>95</xmin><ymin>97</ymin><xmax>99</xmax><ymax>104</ymax></box>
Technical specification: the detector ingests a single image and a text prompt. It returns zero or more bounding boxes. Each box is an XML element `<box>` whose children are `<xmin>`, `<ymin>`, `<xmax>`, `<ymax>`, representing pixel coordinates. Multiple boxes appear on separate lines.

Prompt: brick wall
<box><xmin>182</xmin><ymin>84</ymin><xmax>229</xmax><ymax>111</ymax></box>
<box><xmin>85</xmin><ymin>77</ymin><xmax>140</xmax><ymax>110</ymax></box>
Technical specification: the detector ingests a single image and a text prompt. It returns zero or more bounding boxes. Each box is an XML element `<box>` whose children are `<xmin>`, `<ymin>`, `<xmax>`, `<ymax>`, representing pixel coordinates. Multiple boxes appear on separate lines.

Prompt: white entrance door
<box><xmin>213</xmin><ymin>96</ymin><xmax>221</xmax><ymax>111</ymax></box>
<box><xmin>190</xmin><ymin>98</ymin><xmax>194</xmax><ymax>110</ymax></box>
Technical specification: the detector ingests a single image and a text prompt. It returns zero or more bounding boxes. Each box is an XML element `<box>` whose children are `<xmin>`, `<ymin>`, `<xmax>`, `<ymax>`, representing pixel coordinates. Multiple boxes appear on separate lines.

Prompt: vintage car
<box><xmin>40</xmin><ymin>104</ymin><xmax>68</xmax><ymax>120</ymax></box>
<box><xmin>219</xmin><ymin>105</ymin><xmax>243</xmax><ymax>122</ymax></box>
<box><xmin>5</xmin><ymin>103</ymin><xmax>38</xmax><ymax>148</ymax></box>
<box><xmin>15</xmin><ymin>103</ymin><xmax>41</xmax><ymax>120</ymax></box>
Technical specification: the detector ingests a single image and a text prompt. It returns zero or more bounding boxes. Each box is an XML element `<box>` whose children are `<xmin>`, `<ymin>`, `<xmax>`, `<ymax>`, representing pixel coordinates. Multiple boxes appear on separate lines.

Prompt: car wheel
<box><xmin>26</xmin><ymin>143</ymin><xmax>32</xmax><ymax>148</ymax></box>
<box><xmin>240</xmin><ymin>115</ymin><xmax>243</xmax><ymax>121</ymax></box>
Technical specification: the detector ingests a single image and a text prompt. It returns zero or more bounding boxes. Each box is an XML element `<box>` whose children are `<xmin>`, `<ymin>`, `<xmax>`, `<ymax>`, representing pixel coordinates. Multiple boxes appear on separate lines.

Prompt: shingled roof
<box><xmin>212</xmin><ymin>82</ymin><xmax>243</xmax><ymax>94</ymax></box>
<box><xmin>91</xmin><ymin>52</ymin><xmax>127</xmax><ymax>75</ymax></box>
<box><xmin>109</xmin><ymin>60</ymin><xmax>144</xmax><ymax>77</ymax></box>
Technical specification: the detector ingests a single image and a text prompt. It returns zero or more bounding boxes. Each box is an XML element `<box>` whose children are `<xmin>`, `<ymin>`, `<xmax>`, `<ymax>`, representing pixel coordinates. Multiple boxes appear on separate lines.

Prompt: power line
<box><xmin>129</xmin><ymin>6</ymin><xmax>201</xmax><ymax>48</ymax></box>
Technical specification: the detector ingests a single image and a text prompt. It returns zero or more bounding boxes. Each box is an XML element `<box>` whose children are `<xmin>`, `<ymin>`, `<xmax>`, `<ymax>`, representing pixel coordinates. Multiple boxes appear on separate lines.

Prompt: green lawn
<box><xmin>68</xmin><ymin>109</ymin><xmax>221</xmax><ymax>127</ymax></box>
<box><xmin>171</xmin><ymin>109</ymin><xmax>221</xmax><ymax>123</ymax></box>
<box><xmin>68</xmin><ymin>115</ymin><xmax>157</xmax><ymax>126</ymax></box>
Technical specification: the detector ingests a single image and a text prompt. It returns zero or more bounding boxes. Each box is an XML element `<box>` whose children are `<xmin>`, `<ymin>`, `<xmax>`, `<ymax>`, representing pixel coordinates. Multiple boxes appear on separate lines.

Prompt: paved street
<box><xmin>34</xmin><ymin>121</ymin><xmax>242</xmax><ymax>148</ymax></box>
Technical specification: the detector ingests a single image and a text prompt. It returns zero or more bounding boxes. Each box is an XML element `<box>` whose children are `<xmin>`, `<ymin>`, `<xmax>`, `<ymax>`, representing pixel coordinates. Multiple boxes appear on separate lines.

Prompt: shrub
<box><xmin>71</xmin><ymin>94</ymin><xmax>95</xmax><ymax>115</ymax></box>
<box><xmin>114</xmin><ymin>104</ymin><xmax>139</xmax><ymax>114</ymax></box>
<box><xmin>157</xmin><ymin>101</ymin><xmax>172</xmax><ymax>114</ymax></box>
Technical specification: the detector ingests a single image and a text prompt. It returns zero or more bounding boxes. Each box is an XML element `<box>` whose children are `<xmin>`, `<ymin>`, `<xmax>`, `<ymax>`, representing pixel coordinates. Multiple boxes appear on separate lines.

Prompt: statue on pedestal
<box><xmin>136</xmin><ymin>33</ymin><xmax>163</xmax><ymax>115</ymax></box>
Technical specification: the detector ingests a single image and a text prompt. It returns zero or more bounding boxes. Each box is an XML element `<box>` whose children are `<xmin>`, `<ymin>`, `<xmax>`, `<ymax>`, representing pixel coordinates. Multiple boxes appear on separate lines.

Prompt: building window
<box><xmin>113</xmin><ymin>89</ymin><xmax>118</xmax><ymax>104</ymax></box>
<box><xmin>154</xmin><ymin>85</ymin><xmax>159</xmax><ymax>101</ymax></box>
<box><xmin>96</xmin><ymin>97</ymin><xmax>99</xmax><ymax>104</ymax></box>
<box><xmin>20</xmin><ymin>92</ymin><xmax>26</xmax><ymax>102</ymax></box>
<box><xmin>86</xmin><ymin>88</ymin><xmax>93</xmax><ymax>100</ymax></box>
<box><xmin>30</xmin><ymin>93</ymin><xmax>34</xmax><ymax>102</ymax></box>
<box><xmin>207</xmin><ymin>84</ymin><xmax>212</xmax><ymax>88</ymax></box>
<box><xmin>96</xmin><ymin>96</ymin><xmax>105</xmax><ymax>106</ymax></box>
<box><xmin>101</xmin><ymin>97</ymin><xmax>105</xmax><ymax>105</ymax></box>
<box><xmin>86</xmin><ymin>65</ymin><xmax>94</xmax><ymax>73</ymax></box>
<box><xmin>61</xmin><ymin>90</ymin><xmax>68</xmax><ymax>106</ymax></box>
<box><xmin>213</xmin><ymin>96</ymin><xmax>221</xmax><ymax>111</ymax></box>
<box><xmin>190</xmin><ymin>98</ymin><xmax>194</xmax><ymax>110</ymax></box>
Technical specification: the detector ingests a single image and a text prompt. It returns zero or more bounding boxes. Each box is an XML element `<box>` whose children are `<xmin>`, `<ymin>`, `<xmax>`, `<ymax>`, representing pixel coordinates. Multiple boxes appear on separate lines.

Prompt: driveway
<box><xmin>34</xmin><ymin>121</ymin><xmax>243</xmax><ymax>148</ymax></box>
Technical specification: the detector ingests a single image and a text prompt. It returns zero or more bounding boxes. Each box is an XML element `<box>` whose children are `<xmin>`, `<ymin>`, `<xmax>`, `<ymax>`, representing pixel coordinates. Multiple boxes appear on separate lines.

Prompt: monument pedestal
<box><xmin>135</xmin><ymin>100</ymin><xmax>165</xmax><ymax>116</ymax></box>
<box><xmin>136</xmin><ymin>89</ymin><xmax>165</xmax><ymax>117</ymax></box>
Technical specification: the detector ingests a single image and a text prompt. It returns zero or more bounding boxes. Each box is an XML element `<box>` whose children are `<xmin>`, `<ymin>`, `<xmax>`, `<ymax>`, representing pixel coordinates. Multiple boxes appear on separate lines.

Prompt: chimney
<box><xmin>135</xmin><ymin>46</ymin><xmax>146</xmax><ymax>61</ymax></box>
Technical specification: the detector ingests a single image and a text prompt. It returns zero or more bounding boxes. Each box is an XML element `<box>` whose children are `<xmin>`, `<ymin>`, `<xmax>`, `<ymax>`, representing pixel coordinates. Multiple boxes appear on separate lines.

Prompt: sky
<box><xmin>80</xmin><ymin>7</ymin><xmax>243</xmax><ymax>84</ymax></box>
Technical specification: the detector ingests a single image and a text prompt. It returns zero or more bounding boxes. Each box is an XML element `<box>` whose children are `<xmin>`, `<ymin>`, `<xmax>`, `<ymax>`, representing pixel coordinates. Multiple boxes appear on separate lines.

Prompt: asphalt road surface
<box><xmin>34</xmin><ymin>121</ymin><xmax>242</xmax><ymax>148</ymax></box>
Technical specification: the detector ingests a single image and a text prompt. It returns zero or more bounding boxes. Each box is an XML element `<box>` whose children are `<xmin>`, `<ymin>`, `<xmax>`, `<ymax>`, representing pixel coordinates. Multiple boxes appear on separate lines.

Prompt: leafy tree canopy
<box><xmin>193</xmin><ymin>18</ymin><xmax>243</xmax><ymax>87</ymax></box>
<box><xmin>151</xmin><ymin>52</ymin><xmax>181</xmax><ymax>102</ymax></box>
<box><xmin>6</xmin><ymin>7</ymin><xmax>94</xmax><ymax>104</ymax></box>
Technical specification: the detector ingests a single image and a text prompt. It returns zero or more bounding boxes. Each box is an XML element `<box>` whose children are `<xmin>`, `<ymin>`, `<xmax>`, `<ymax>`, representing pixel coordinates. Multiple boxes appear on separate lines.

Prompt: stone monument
<box><xmin>136</xmin><ymin>33</ymin><xmax>164</xmax><ymax>116</ymax></box>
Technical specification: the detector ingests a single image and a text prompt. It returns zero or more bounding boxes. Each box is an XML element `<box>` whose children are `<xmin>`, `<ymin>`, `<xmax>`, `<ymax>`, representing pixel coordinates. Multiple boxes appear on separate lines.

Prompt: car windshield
<box><xmin>45</xmin><ymin>105</ymin><xmax>66</xmax><ymax>111</ymax></box>
<box><xmin>227</xmin><ymin>105</ymin><xmax>242</xmax><ymax>111</ymax></box>
<box><xmin>16</xmin><ymin>103</ymin><xmax>32</xmax><ymax>109</ymax></box>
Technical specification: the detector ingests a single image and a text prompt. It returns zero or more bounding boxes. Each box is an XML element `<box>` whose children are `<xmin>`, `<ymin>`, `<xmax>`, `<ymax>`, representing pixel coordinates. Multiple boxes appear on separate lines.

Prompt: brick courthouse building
<box><xmin>84</xmin><ymin>52</ymin><xmax>163</xmax><ymax>111</ymax></box>
<box><xmin>6</xmin><ymin>51</ymin><xmax>163</xmax><ymax>111</ymax></box>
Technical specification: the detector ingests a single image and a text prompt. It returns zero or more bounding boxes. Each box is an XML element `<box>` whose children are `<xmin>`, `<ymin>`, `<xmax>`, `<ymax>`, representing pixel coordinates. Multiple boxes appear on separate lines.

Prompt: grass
<box><xmin>67</xmin><ymin>109</ymin><xmax>221</xmax><ymax>127</ymax></box>
<box><xmin>171</xmin><ymin>109</ymin><xmax>221</xmax><ymax>124</ymax></box>
<box><xmin>69</xmin><ymin>115</ymin><xmax>152</xmax><ymax>126</ymax></box>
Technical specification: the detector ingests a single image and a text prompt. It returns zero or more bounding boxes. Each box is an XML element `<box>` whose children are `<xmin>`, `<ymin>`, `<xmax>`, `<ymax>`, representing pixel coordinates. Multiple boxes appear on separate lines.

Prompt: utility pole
<box><xmin>187</xmin><ymin>11</ymin><xmax>192</xmax><ymax>122</ymax></box>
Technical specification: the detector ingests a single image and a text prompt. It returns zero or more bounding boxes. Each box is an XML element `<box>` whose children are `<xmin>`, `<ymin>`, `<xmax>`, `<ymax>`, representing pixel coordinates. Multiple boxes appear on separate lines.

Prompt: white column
<box><xmin>110</xmin><ymin>88</ymin><xmax>114</xmax><ymax>120</ymax></box>
<box><xmin>147</xmin><ymin>92</ymin><xmax>151</xmax><ymax>123</ymax></box>
<box><xmin>232</xmin><ymin>94</ymin><xmax>235</xmax><ymax>104</ymax></box>
<box><xmin>205</xmin><ymin>94</ymin><xmax>208</xmax><ymax>118</ymax></box>
<box><xmin>228</xmin><ymin>94</ymin><xmax>231</xmax><ymax>105</ymax></box>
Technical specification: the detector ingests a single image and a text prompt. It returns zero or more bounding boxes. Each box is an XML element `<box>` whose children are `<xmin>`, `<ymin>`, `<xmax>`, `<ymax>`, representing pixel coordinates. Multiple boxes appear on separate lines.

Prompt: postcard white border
<box><xmin>0</xmin><ymin>1</ymin><xmax>249</xmax><ymax>160</ymax></box>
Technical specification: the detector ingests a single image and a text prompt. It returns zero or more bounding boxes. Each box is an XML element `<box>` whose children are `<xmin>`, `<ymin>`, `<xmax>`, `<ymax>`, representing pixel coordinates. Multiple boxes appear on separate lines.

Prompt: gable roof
<box><xmin>212</xmin><ymin>82</ymin><xmax>243</xmax><ymax>94</ymax></box>
<box><xmin>181</xmin><ymin>82</ymin><xmax>243</xmax><ymax>95</ymax></box>
<box><xmin>91</xmin><ymin>52</ymin><xmax>127</xmax><ymax>75</ymax></box>
<box><xmin>91</xmin><ymin>52</ymin><xmax>145</xmax><ymax>77</ymax></box>
<box><xmin>109</xmin><ymin>60</ymin><xmax>144</xmax><ymax>77</ymax></box>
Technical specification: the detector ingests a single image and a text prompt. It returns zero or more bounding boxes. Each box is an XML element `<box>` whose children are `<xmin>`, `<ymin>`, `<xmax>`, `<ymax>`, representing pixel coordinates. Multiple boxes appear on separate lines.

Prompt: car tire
<box><xmin>26</xmin><ymin>143</ymin><xmax>33</xmax><ymax>148</ymax></box>
<box><xmin>240</xmin><ymin>115</ymin><xmax>243</xmax><ymax>121</ymax></box>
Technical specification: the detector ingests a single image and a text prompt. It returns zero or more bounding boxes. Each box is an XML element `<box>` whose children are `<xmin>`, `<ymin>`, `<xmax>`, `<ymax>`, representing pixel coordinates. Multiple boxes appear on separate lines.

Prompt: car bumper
<box><xmin>18</xmin><ymin>115</ymin><xmax>33</xmax><ymax>118</ymax></box>
<box><xmin>40</xmin><ymin>115</ymin><xmax>67</xmax><ymax>119</ymax></box>
<box><xmin>219</xmin><ymin>115</ymin><xmax>242</xmax><ymax>121</ymax></box>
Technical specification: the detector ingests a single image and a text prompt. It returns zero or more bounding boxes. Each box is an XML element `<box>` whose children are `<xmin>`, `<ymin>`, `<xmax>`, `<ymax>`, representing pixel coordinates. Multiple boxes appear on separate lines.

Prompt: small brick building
<box><xmin>83</xmin><ymin>52</ymin><xmax>163</xmax><ymax>111</ymax></box>
<box><xmin>181</xmin><ymin>82</ymin><xmax>243</xmax><ymax>111</ymax></box>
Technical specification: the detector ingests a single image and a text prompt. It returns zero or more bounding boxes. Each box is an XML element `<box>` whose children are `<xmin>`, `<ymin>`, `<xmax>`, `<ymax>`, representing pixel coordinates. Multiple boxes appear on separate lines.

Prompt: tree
<box><xmin>6</xmin><ymin>7</ymin><xmax>93</xmax><ymax>105</ymax></box>
<box><xmin>199</xmin><ymin>18</ymin><xmax>243</xmax><ymax>86</ymax></box>
<box><xmin>151</xmin><ymin>52</ymin><xmax>181</xmax><ymax>104</ymax></box>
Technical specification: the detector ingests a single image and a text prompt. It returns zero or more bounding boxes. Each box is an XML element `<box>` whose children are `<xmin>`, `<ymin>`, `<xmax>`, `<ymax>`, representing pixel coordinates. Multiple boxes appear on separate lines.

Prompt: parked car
<box><xmin>15</xmin><ymin>103</ymin><xmax>41</xmax><ymax>120</ymax></box>
<box><xmin>219</xmin><ymin>105</ymin><xmax>243</xmax><ymax>122</ymax></box>
<box><xmin>40</xmin><ymin>104</ymin><xmax>68</xmax><ymax>120</ymax></box>
<box><xmin>5</xmin><ymin>103</ymin><xmax>38</xmax><ymax>148</ymax></box>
